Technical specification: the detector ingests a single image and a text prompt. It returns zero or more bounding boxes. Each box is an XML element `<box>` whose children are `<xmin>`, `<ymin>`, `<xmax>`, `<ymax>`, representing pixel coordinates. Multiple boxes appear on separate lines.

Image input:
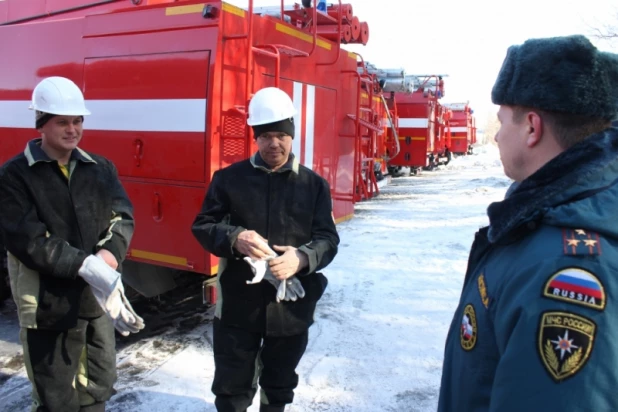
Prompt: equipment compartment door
<box><xmin>82</xmin><ymin>51</ymin><xmax>210</xmax><ymax>182</ymax></box>
<box><xmin>123</xmin><ymin>181</ymin><xmax>210</xmax><ymax>274</ymax></box>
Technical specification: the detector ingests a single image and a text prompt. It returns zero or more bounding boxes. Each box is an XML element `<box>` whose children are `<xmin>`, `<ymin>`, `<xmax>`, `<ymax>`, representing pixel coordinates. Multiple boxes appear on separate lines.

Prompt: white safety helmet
<box><xmin>29</xmin><ymin>76</ymin><xmax>91</xmax><ymax>116</ymax></box>
<box><xmin>247</xmin><ymin>87</ymin><xmax>296</xmax><ymax>126</ymax></box>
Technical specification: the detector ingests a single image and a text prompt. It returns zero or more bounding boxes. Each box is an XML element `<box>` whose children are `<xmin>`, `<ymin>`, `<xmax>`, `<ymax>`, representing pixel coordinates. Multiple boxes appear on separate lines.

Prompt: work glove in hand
<box><xmin>265</xmin><ymin>271</ymin><xmax>305</xmax><ymax>303</ymax></box>
<box><xmin>276</xmin><ymin>276</ymin><xmax>306</xmax><ymax>302</ymax></box>
<box><xmin>80</xmin><ymin>255</ymin><xmax>145</xmax><ymax>335</ymax></box>
<box><xmin>78</xmin><ymin>255</ymin><xmax>122</xmax><ymax>298</ymax></box>
<box><xmin>244</xmin><ymin>258</ymin><xmax>288</xmax><ymax>301</ymax></box>
<box><xmin>243</xmin><ymin>248</ymin><xmax>306</xmax><ymax>303</ymax></box>
<box><xmin>244</xmin><ymin>255</ymin><xmax>276</xmax><ymax>284</ymax></box>
<box><xmin>244</xmin><ymin>240</ymin><xmax>277</xmax><ymax>284</ymax></box>
<box><xmin>114</xmin><ymin>293</ymin><xmax>145</xmax><ymax>336</ymax></box>
<box><xmin>284</xmin><ymin>277</ymin><xmax>306</xmax><ymax>301</ymax></box>
<box><xmin>91</xmin><ymin>286</ymin><xmax>145</xmax><ymax>336</ymax></box>
<box><xmin>79</xmin><ymin>255</ymin><xmax>125</xmax><ymax>318</ymax></box>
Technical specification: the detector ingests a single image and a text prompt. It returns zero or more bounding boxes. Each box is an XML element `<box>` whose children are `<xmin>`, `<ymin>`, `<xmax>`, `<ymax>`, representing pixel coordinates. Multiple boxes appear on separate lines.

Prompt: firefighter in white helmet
<box><xmin>192</xmin><ymin>87</ymin><xmax>339</xmax><ymax>412</ymax></box>
<box><xmin>0</xmin><ymin>76</ymin><xmax>144</xmax><ymax>412</ymax></box>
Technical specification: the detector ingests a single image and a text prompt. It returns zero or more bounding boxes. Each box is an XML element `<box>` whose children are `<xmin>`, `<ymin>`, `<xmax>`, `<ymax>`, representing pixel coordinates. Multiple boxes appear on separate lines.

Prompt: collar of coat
<box><xmin>24</xmin><ymin>138</ymin><xmax>96</xmax><ymax>167</ymax></box>
<box><xmin>250</xmin><ymin>151</ymin><xmax>299</xmax><ymax>174</ymax></box>
<box><xmin>487</xmin><ymin>127</ymin><xmax>618</xmax><ymax>243</ymax></box>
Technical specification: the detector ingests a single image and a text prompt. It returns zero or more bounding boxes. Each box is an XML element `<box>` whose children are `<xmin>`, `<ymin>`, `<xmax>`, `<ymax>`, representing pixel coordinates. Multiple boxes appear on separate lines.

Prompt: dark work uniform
<box><xmin>0</xmin><ymin>139</ymin><xmax>134</xmax><ymax>412</ymax></box>
<box><xmin>192</xmin><ymin>152</ymin><xmax>339</xmax><ymax>412</ymax></box>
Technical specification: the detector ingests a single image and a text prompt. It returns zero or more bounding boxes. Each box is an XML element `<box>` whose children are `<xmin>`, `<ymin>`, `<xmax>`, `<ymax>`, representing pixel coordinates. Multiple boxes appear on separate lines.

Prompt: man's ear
<box><xmin>525</xmin><ymin>111</ymin><xmax>543</xmax><ymax>148</ymax></box>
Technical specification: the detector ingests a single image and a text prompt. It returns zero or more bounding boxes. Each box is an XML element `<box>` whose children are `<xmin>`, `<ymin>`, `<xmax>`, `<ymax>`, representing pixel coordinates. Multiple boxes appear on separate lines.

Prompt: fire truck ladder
<box><xmin>381</xmin><ymin>94</ymin><xmax>400</xmax><ymax>162</ymax></box>
<box><xmin>343</xmin><ymin>56</ymin><xmax>382</xmax><ymax>202</ymax></box>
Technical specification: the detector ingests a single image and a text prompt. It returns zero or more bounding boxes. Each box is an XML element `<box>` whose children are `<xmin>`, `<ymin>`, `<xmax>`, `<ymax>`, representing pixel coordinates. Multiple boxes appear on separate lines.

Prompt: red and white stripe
<box><xmin>0</xmin><ymin>99</ymin><xmax>207</xmax><ymax>132</ymax></box>
<box><xmin>291</xmin><ymin>81</ymin><xmax>316</xmax><ymax>170</ymax></box>
<box><xmin>1</xmin><ymin>83</ymin><xmax>317</xmax><ymax>168</ymax></box>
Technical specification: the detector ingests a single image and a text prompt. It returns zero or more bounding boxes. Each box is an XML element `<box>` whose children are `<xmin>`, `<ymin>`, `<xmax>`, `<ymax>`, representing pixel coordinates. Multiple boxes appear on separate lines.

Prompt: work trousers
<box><xmin>212</xmin><ymin>317</ymin><xmax>309</xmax><ymax>412</ymax></box>
<box><xmin>21</xmin><ymin>314</ymin><xmax>117</xmax><ymax>412</ymax></box>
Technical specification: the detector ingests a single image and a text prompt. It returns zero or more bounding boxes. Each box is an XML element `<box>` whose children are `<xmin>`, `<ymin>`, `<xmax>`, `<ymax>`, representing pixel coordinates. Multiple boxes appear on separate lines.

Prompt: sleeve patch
<box><xmin>477</xmin><ymin>273</ymin><xmax>490</xmax><ymax>309</ymax></box>
<box><xmin>542</xmin><ymin>267</ymin><xmax>606</xmax><ymax>311</ymax></box>
<box><xmin>460</xmin><ymin>304</ymin><xmax>477</xmax><ymax>351</ymax></box>
<box><xmin>537</xmin><ymin>311</ymin><xmax>596</xmax><ymax>382</ymax></box>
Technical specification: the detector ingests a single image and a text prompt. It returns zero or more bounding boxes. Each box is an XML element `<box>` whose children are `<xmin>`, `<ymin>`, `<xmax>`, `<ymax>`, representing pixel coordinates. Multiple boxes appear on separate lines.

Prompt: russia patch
<box><xmin>543</xmin><ymin>267</ymin><xmax>606</xmax><ymax>311</ymax></box>
<box><xmin>538</xmin><ymin>312</ymin><xmax>596</xmax><ymax>382</ymax></box>
<box><xmin>460</xmin><ymin>304</ymin><xmax>477</xmax><ymax>351</ymax></box>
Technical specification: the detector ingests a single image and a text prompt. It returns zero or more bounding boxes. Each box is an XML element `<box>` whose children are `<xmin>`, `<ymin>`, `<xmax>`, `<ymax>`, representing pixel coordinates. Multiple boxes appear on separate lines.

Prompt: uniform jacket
<box><xmin>0</xmin><ymin>139</ymin><xmax>134</xmax><ymax>330</ymax></box>
<box><xmin>192</xmin><ymin>153</ymin><xmax>339</xmax><ymax>337</ymax></box>
<box><xmin>438</xmin><ymin>127</ymin><xmax>618</xmax><ymax>411</ymax></box>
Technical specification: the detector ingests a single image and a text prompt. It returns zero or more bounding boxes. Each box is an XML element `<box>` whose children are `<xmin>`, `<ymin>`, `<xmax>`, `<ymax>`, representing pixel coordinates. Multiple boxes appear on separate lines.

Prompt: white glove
<box><xmin>244</xmin><ymin>240</ymin><xmax>277</xmax><ymax>284</ymax></box>
<box><xmin>80</xmin><ymin>255</ymin><xmax>145</xmax><ymax>335</ymax></box>
<box><xmin>115</xmin><ymin>293</ymin><xmax>145</xmax><ymax>336</ymax></box>
<box><xmin>275</xmin><ymin>276</ymin><xmax>305</xmax><ymax>302</ymax></box>
<box><xmin>244</xmin><ymin>257</ymin><xmax>306</xmax><ymax>303</ymax></box>
<box><xmin>285</xmin><ymin>277</ymin><xmax>306</xmax><ymax>301</ymax></box>
<box><xmin>79</xmin><ymin>255</ymin><xmax>124</xmax><ymax>319</ymax></box>
<box><xmin>78</xmin><ymin>255</ymin><xmax>122</xmax><ymax>298</ymax></box>
<box><xmin>244</xmin><ymin>256</ymin><xmax>276</xmax><ymax>284</ymax></box>
<box><xmin>91</xmin><ymin>286</ymin><xmax>145</xmax><ymax>336</ymax></box>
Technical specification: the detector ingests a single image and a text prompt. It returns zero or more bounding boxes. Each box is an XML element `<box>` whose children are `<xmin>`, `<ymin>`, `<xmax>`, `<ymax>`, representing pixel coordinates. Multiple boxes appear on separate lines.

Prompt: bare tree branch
<box><xmin>587</xmin><ymin>11</ymin><xmax>618</xmax><ymax>41</ymax></box>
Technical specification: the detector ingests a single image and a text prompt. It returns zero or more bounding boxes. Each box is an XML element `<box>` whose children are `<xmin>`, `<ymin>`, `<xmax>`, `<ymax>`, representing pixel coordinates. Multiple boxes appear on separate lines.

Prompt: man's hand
<box><xmin>268</xmin><ymin>245</ymin><xmax>308</xmax><ymax>280</ymax></box>
<box><xmin>234</xmin><ymin>231</ymin><xmax>274</xmax><ymax>260</ymax></box>
<box><xmin>96</xmin><ymin>249</ymin><xmax>118</xmax><ymax>270</ymax></box>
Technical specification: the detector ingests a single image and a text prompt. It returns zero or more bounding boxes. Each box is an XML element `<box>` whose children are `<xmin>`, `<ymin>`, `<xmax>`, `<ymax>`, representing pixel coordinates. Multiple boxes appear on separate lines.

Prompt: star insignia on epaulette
<box><xmin>562</xmin><ymin>229</ymin><xmax>602</xmax><ymax>256</ymax></box>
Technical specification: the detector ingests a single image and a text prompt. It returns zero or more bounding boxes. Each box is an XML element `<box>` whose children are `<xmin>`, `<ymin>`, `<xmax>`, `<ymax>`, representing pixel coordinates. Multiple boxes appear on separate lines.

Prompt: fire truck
<box><xmin>443</xmin><ymin>102</ymin><xmax>477</xmax><ymax>155</ymax></box>
<box><xmin>0</xmin><ymin>0</ymin><xmax>401</xmax><ymax>300</ymax></box>
<box><xmin>385</xmin><ymin>74</ymin><xmax>452</xmax><ymax>176</ymax></box>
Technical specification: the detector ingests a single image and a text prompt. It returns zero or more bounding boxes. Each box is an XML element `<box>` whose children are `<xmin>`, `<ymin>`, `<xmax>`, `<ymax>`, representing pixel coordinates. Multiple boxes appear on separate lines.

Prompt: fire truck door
<box><xmin>82</xmin><ymin>51</ymin><xmax>210</xmax><ymax>183</ymax></box>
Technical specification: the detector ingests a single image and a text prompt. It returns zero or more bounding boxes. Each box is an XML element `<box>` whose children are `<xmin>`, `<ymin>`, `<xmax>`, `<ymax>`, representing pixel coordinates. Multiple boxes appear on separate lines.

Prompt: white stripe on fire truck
<box><xmin>0</xmin><ymin>101</ymin><xmax>34</xmax><ymax>129</ymax></box>
<box><xmin>398</xmin><ymin>118</ymin><xmax>429</xmax><ymax>128</ymax></box>
<box><xmin>292</xmin><ymin>82</ymin><xmax>303</xmax><ymax>159</ymax></box>
<box><xmin>449</xmin><ymin>127</ymin><xmax>468</xmax><ymax>132</ymax></box>
<box><xmin>304</xmin><ymin>85</ymin><xmax>315</xmax><ymax>170</ymax></box>
<box><xmin>0</xmin><ymin>99</ymin><xmax>207</xmax><ymax>132</ymax></box>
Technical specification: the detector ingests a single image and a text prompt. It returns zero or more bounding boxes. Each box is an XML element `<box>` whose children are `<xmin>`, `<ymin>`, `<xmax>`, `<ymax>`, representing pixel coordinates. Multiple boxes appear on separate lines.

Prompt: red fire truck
<box><xmin>443</xmin><ymin>102</ymin><xmax>477</xmax><ymax>155</ymax></box>
<box><xmin>0</xmin><ymin>0</ymin><xmax>397</xmax><ymax>300</ymax></box>
<box><xmin>386</xmin><ymin>75</ymin><xmax>452</xmax><ymax>176</ymax></box>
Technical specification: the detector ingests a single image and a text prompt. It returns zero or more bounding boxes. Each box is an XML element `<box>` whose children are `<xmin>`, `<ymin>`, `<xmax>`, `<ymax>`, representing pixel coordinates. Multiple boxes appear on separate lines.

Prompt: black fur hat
<box><xmin>491</xmin><ymin>35</ymin><xmax>618</xmax><ymax>119</ymax></box>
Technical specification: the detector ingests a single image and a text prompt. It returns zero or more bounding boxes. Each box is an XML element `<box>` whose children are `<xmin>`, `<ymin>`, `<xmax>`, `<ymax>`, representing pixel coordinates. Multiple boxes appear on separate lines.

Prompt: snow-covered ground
<box><xmin>0</xmin><ymin>144</ymin><xmax>511</xmax><ymax>412</ymax></box>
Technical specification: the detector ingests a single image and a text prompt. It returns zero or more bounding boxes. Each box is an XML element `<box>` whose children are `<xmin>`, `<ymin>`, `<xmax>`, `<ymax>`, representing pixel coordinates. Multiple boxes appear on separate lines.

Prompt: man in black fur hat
<box><xmin>438</xmin><ymin>35</ymin><xmax>618</xmax><ymax>411</ymax></box>
<box><xmin>192</xmin><ymin>87</ymin><xmax>339</xmax><ymax>412</ymax></box>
